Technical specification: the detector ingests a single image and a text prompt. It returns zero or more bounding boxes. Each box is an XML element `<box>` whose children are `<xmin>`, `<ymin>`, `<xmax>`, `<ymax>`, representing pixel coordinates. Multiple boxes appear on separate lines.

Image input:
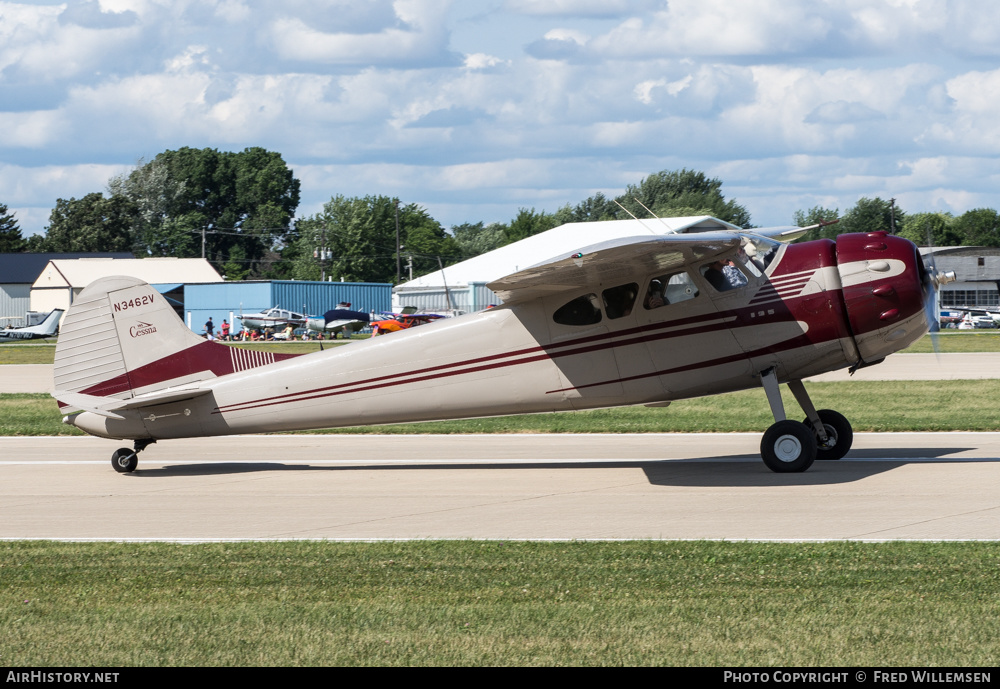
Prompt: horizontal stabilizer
<box><xmin>56</xmin><ymin>386</ymin><xmax>212</xmax><ymax>418</ymax></box>
<box><xmin>53</xmin><ymin>392</ymin><xmax>127</xmax><ymax>420</ymax></box>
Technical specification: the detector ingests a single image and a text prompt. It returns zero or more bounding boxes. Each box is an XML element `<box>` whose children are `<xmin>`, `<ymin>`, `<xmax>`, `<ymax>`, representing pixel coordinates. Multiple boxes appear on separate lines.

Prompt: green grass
<box><xmin>902</xmin><ymin>331</ymin><xmax>1000</xmax><ymax>353</ymax></box>
<box><xmin>0</xmin><ymin>345</ymin><xmax>56</xmax><ymax>364</ymax></box>
<box><xmin>2</xmin><ymin>541</ymin><xmax>998</xmax><ymax>666</ymax></box>
<box><xmin>8</xmin><ymin>380</ymin><xmax>1000</xmax><ymax>436</ymax></box>
<box><xmin>0</xmin><ymin>339</ymin><xmax>351</xmax><ymax>363</ymax></box>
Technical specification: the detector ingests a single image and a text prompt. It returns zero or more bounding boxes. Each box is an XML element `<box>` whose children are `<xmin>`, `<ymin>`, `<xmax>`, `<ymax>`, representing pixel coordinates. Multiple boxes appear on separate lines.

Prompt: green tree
<box><xmin>952</xmin><ymin>208</ymin><xmax>1000</xmax><ymax>247</ymax></box>
<box><xmin>899</xmin><ymin>212</ymin><xmax>959</xmax><ymax>246</ymax></box>
<box><xmin>451</xmin><ymin>221</ymin><xmax>508</xmax><ymax>258</ymax></box>
<box><xmin>40</xmin><ymin>193</ymin><xmax>136</xmax><ymax>252</ymax></box>
<box><xmin>109</xmin><ymin>147</ymin><xmax>300</xmax><ymax>276</ymax></box>
<box><xmin>837</xmin><ymin>197</ymin><xmax>904</xmax><ymax>235</ymax></box>
<box><xmin>0</xmin><ymin>203</ymin><xmax>25</xmax><ymax>252</ymax></box>
<box><xmin>793</xmin><ymin>206</ymin><xmax>840</xmax><ymax>242</ymax></box>
<box><xmin>292</xmin><ymin>196</ymin><xmax>457</xmax><ymax>284</ymax></box>
<box><xmin>504</xmin><ymin>207</ymin><xmax>558</xmax><ymax>244</ymax></box>
<box><xmin>559</xmin><ymin>192</ymin><xmax>619</xmax><ymax>223</ymax></box>
<box><xmin>107</xmin><ymin>157</ymin><xmax>193</xmax><ymax>257</ymax></box>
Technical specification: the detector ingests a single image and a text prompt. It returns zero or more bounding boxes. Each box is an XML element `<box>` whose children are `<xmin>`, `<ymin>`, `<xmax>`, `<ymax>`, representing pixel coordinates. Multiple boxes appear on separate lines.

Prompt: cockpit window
<box><xmin>553</xmin><ymin>293</ymin><xmax>602</xmax><ymax>326</ymax></box>
<box><xmin>740</xmin><ymin>234</ymin><xmax>781</xmax><ymax>272</ymax></box>
<box><xmin>602</xmin><ymin>283</ymin><xmax>638</xmax><ymax>320</ymax></box>
<box><xmin>701</xmin><ymin>258</ymin><xmax>748</xmax><ymax>292</ymax></box>
<box><xmin>644</xmin><ymin>272</ymin><xmax>698</xmax><ymax>309</ymax></box>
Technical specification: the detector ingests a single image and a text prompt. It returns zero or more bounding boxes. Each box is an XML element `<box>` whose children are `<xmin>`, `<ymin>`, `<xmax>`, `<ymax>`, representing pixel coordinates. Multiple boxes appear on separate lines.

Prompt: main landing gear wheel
<box><xmin>111</xmin><ymin>448</ymin><xmax>138</xmax><ymax>473</ymax></box>
<box><xmin>803</xmin><ymin>409</ymin><xmax>853</xmax><ymax>461</ymax></box>
<box><xmin>761</xmin><ymin>420</ymin><xmax>817</xmax><ymax>473</ymax></box>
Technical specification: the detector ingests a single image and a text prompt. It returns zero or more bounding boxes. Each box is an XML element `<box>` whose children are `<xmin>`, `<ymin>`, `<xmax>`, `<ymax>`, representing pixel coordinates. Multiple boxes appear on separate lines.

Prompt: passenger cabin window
<box><xmin>553</xmin><ymin>293</ymin><xmax>602</xmax><ymax>326</ymax></box>
<box><xmin>602</xmin><ymin>283</ymin><xmax>638</xmax><ymax>320</ymax></box>
<box><xmin>701</xmin><ymin>258</ymin><xmax>748</xmax><ymax>293</ymax></box>
<box><xmin>644</xmin><ymin>271</ymin><xmax>698</xmax><ymax>309</ymax></box>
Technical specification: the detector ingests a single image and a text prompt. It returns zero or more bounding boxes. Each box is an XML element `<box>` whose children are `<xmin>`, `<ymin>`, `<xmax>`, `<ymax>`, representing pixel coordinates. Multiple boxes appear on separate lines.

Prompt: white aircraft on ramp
<box><xmin>0</xmin><ymin>309</ymin><xmax>64</xmax><ymax>344</ymax></box>
<box><xmin>52</xmin><ymin>222</ymin><xmax>953</xmax><ymax>474</ymax></box>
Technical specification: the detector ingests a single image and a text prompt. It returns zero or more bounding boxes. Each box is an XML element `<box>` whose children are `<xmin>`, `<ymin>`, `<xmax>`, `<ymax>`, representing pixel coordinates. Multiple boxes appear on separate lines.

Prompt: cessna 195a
<box><xmin>53</xmin><ymin>222</ymin><xmax>954</xmax><ymax>474</ymax></box>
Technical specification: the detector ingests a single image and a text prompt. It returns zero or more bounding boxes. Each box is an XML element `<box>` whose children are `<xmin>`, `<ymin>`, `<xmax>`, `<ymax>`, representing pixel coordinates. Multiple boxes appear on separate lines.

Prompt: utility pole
<box><xmin>202</xmin><ymin>227</ymin><xmax>206</xmax><ymax>259</ymax></box>
<box><xmin>395</xmin><ymin>198</ymin><xmax>401</xmax><ymax>283</ymax></box>
<box><xmin>316</xmin><ymin>226</ymin><xmax>329</xmax><ymax>282</ymax></box>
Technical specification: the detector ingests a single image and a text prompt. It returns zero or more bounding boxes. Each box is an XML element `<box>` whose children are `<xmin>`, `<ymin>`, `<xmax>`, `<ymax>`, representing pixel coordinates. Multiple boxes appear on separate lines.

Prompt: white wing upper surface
<box><xmin>487</xmin><ymin>233</ymin><xmax>742</xmax><ymax>303</ymax></box>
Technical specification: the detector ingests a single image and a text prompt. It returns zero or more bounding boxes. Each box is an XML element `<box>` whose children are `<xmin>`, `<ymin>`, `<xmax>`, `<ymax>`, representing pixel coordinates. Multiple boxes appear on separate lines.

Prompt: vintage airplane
<box><xmin>0</xmin><ymin>309</ymin><xmax>64</xmax><ymax>344</ymax></box>
<box><xmin>370</xmin><ymin>312</ymin><xmax>446</xmax><ymax>336</ymax></box>
<box><xmin>51</xmin><ymin>222</ymin><xmax>954</xmax><ymax>474</ymax></box>
<box><xmin>305</xmin><ymin>303</ymin><xmax>371</xmax><ymax>338</ymax></box>
<box><xmin>237</xmin><ymin>306</ymin><xmax>307</xmax><ymax>331</ymax></box>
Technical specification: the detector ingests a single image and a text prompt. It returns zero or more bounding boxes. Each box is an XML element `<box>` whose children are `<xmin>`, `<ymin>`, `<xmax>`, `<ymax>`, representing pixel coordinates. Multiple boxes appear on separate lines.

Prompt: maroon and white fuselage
<box><xmin>54</xmin><ymin>229</ymin><xmax>943</xmax><ymax>473</ymax></box>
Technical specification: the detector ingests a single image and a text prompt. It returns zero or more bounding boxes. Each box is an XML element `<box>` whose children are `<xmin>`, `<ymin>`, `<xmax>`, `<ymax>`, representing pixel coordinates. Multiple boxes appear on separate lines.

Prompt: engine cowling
<box><xmin>835</xmin><ymin>231</ymin><xmax>931</xmax><ymax>364</ymax></box>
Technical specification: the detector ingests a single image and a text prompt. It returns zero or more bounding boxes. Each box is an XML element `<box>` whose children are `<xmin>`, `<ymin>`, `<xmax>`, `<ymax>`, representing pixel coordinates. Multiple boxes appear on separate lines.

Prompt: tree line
<box><xmin>2</xmin><ymin>148</ymin><xmax>999</xmax><ymax>284</ymax></box>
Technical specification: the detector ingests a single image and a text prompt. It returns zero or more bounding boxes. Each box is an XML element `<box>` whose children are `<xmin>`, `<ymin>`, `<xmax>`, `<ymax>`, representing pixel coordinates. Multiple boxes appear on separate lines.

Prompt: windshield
<box><xmin>739</xmin><ymin>233</ymin><xmax>782</xmax><ymax>272</ymax></box>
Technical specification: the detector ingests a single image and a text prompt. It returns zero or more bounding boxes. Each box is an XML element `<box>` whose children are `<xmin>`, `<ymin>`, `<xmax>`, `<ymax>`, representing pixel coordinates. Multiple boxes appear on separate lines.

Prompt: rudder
<box><xmin>54</xmin><ymin>276</ymin><xmax>209</xmax><ymax>407</ymax></box>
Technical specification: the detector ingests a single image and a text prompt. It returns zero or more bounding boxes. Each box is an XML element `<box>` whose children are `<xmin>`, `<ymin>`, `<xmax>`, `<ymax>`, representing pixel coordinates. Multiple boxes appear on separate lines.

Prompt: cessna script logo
<box><xmin>129</xmin><ymin>321</ymin><xmax>157</xmax><ymax>338</ymax></box>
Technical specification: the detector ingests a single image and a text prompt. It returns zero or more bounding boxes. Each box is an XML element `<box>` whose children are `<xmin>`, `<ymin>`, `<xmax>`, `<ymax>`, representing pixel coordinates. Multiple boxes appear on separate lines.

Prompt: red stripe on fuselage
<box><xmin>75</xmin><ymin>341</ymin><xmax>301</xmax><ymax>399</ymax></box>
<box><xmin>212</xmin><ymin>308</ymin><xmax>789</xmax><ymax>414</ymax></box>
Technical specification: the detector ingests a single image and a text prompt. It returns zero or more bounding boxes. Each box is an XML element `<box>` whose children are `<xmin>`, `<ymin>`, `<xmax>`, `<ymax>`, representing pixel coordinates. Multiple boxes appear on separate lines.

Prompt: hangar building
<box><xmin>0</xmin><ymin>252</ymin><xmax>133</xmax><ymax>326</ymax></box>
<box><xmin>30</xmin><ymin>257</ymin><xmax>223</xmax><ymax>314</ymax></box>
<box><xmin>183</xmin><ymin>281</ymin><xmax>392</xmax><ymax>336</ymax></box>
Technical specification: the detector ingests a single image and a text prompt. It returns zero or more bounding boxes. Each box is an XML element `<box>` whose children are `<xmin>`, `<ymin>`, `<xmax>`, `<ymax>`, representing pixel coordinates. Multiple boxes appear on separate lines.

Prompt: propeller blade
<box><xmin>921</xmin><ymin>227</ymin><xmax>956</xmax><ymax>356</ymax></box>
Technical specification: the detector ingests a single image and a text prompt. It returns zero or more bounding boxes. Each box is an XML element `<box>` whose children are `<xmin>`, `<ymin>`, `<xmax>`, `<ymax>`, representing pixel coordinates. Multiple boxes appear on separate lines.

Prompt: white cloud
<box><xmin>464</xmin><ymin>53</ymin><xmax>508</xmax><ymax>70</ymax></box>
<box><xmin>268</xmin><ymin>0</ymin><xmax>453</xmax><ymax>65</ymax></box>
<box><xmin>0</xmin><ymin>1</ymin><xmax>143</xmax><ymax>82</ymax></box>
<box><xmin>4</xmin><ymin>0</ymin><xmax>1000</xmax><ymax>238</ymax></box>
<box><xmin>504</xmin><ymin>0</ymin><xmax>657</xmax><ymax>17</ymax></box>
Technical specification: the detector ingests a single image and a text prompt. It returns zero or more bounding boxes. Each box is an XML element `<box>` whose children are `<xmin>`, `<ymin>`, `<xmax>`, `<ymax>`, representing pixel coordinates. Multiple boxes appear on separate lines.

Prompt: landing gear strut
<box><xmin>111</xmin><ymin>439</ymin><xmax>156</xmax><ymax>474</ymax></box>
<box><xmin>758</xmin><ymin>370</ymin><xmax>853</xmax><ymax>472</ymax></box>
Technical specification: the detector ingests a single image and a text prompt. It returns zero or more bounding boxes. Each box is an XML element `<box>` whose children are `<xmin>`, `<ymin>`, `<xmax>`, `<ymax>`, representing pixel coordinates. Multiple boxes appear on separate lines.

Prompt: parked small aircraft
<box><xmin>305</xmin><ymin>303</ymin><xmax>371</xmax><ymax>338</ymax></box>
<box><xmin>52</xmin><ymin>222</ymin><xmax>954</xmax><ymax>474</ymax></box>
<box><xmin>370</xmin><ymin>312</ymin><xmax>445</xmax><ymax>336</ymax></box>
<box><xmin>237</xmin><ymin>306</ymin><xmax>307</xmax><ymax>331</ymax></box>
<box><xmin>0</xmin><ymin>309</ymin><xmax>64</xmax><ymax>344</ymax></box>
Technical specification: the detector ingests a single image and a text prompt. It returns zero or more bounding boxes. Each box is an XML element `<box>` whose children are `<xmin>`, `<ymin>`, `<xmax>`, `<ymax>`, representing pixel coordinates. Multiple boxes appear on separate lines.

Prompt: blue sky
<box><xmin>3</xmin><ymin>0</ymin><xmax>1000</xmax><ymax>237</ymax></box>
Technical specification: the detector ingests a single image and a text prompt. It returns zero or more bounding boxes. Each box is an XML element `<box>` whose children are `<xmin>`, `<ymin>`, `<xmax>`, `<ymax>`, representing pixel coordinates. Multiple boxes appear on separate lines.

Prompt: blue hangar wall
<box><xmin>182</xmin><ymin>280</ymin><xmax>392</xmax><ymax>335</ymax></box>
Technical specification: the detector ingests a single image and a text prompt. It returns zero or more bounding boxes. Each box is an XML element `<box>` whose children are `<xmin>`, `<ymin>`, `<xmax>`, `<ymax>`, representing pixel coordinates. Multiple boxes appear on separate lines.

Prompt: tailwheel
<box><xmin>111</xmin><ymin>448</ymin><xmax>138</xmax><ymax>473</ymax></box>
<box><xmin>110</xmin><ymin>439</ymin><xmax>155</xmax><ymax>474</ymax></box>
<box><xmin>761</xmin><ymin>420</ymin><xmax>817</xmax><ymax>473</ymax></box>
<box><xmin>803</xmin><ymin>409</ymin><xmax>853</xmax><ymax>461</ymax></box>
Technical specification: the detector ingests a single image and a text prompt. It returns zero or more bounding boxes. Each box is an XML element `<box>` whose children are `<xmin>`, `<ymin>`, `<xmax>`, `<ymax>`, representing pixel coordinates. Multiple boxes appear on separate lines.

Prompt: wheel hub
<box><xmin>818</xmin><ymin>424</ymin><xmax>838</xmax><ymax>450</ymax></box>
<box><xmin>774</xmin><ymin>434</ymin><xmax>802</xmax><ymax>462</ymax></box>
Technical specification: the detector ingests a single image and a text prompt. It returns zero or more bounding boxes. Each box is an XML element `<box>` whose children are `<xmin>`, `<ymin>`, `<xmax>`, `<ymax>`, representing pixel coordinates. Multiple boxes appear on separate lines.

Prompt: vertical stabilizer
<box><xmin>54</xmin><ymin>275</ymin><xmax>303</xmax><ymax>412</ymax></box>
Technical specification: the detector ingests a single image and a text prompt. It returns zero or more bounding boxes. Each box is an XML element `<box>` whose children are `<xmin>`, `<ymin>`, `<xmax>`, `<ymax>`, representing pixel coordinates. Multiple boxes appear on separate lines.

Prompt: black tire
<box><xmin>111</xmin><ymin>448</ymin><xmax>138</xmax><ymax>473</ymax></box>
<box><xmin>802</xmin><ymin>409</ymin><xmax>853</xmax><ymax>461</ymax></box>
<box><xmin>761</xmin><ymin>420</ymin><xmax>817</xmax><ymax>473</ymax></box>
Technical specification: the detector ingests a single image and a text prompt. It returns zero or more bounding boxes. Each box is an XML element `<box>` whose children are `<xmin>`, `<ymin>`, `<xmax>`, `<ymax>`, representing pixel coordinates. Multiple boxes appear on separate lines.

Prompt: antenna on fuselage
<box><xmin>633</xmin><ymin>197</ymin><xmax>676</xmax><ymax>232</ymax></box>
<box><xmin>614</xmin><ymin>199</ymin><xmax>661</xmax><ymax>234</ymax></box>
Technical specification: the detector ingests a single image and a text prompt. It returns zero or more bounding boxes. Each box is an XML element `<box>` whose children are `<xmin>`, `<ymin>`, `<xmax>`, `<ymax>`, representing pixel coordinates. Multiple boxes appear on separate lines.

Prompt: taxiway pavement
<box><xmin>2</xmin><ymin>433</ymin><xmax>999</xmax><ymax>541</ymax></box>
<box><xmin>3</xmin><ymin>353</ymin><xmax>998</xmax><ymax>541</ymax></box>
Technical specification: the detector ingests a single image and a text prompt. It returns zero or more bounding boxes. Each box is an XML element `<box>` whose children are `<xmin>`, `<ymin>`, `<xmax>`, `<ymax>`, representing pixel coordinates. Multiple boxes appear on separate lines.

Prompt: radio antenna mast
<box><xmin>615</xmin><ymin>199</ymin><xmax>665</xmax><ymax>234</ymax></box>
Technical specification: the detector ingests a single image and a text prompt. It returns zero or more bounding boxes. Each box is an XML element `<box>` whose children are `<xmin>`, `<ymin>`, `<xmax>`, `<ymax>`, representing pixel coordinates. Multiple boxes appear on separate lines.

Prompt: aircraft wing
<box><xmin>487</xmin><ymin>232</ymin><xmax>741</xmax><ymax>304</ymax></box>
